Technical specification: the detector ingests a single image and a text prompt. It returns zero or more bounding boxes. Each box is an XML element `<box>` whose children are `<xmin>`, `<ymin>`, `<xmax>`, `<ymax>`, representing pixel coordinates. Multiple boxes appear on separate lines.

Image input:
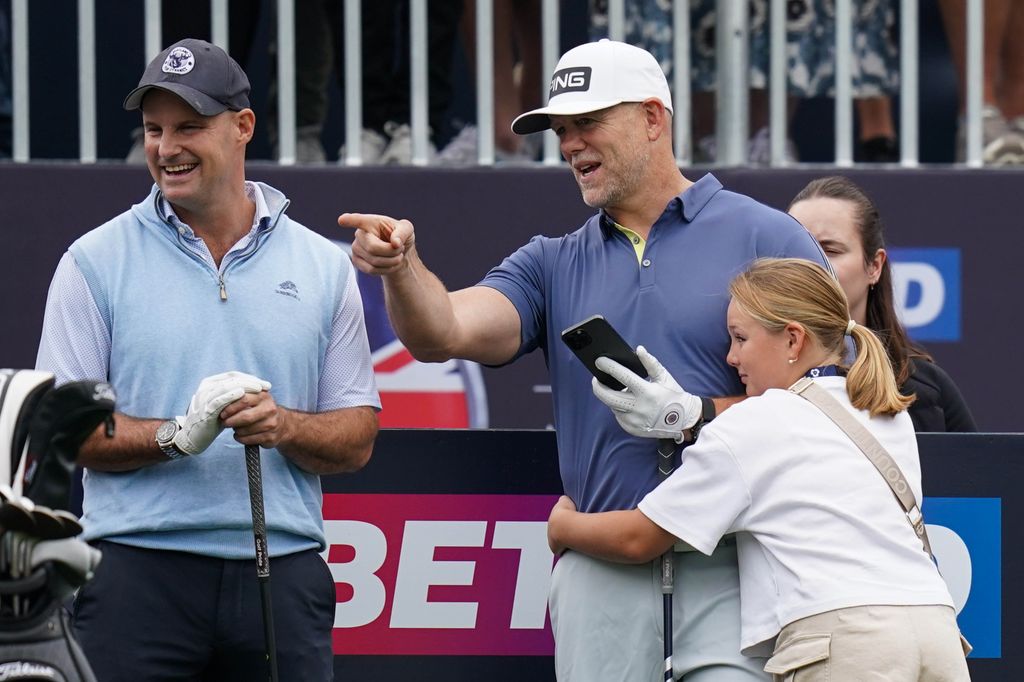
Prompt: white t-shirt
<box><xmin>638</xmin><ymin>376</ymin><xmax>955</xmax><ymax>657</ymax></box>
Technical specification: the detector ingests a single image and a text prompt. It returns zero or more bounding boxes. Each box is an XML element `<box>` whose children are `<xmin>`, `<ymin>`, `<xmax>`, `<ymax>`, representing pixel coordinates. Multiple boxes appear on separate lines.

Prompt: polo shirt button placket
<box><xmin>642</xmin><ymin>259</ymin><xmax>651</xmax><ymax>267</ymax></box>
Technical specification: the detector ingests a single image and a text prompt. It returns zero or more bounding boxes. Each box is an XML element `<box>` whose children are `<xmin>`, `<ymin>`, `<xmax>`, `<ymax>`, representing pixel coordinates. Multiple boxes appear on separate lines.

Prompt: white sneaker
<box><xmin>956</xmin><ymin>105</ymin><xmax>1024</xmax><ymax>165</ymax></box>
<box><xmin>438</xmin><ymin>124</ymin><xmax>479</xmax><ymax>166</ymax></box>
<box><xmin>692</xmin><ymin>128</ymin><xmax>797</xmax><ymax>164</ymax></box>
<box><xmin>338</xmin><ymin>127</ymin><xmax>390</xmax><ymax>165</ymax></box>
<box><xmin>438</xmin><ymin>125</ymin><xmax>539</xmax><ymax>166</ymax></box>
<box><xmin>125</xmin><ymin>127</ymin><xmax>146</xmax><ymax>164</ymax></box>
<box><xmin>379</xmin><ymin>121</ymin><xmax>436</xmax><ymax>165</ymax></box>
<box><xmin>294</xmin><ymin>125</ymin><xmax>326</xmax><ymax>164</ymax></box>
<box><xmin>274</xmin><ymin>125</ymin><xmax>327</xmax><ymax>164</ymax></box>
<box><xmin>747</xmin><ymin>126</ymin><xmax>798</xmax><ymax>164</ymax></box>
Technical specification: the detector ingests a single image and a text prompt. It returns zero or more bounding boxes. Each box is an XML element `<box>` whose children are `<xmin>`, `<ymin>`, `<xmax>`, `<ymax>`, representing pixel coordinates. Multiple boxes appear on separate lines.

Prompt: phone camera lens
<box><xmin>566</xmin><ymin>330</ymin><xmax>591</xmax><ymax>350</ymax></box>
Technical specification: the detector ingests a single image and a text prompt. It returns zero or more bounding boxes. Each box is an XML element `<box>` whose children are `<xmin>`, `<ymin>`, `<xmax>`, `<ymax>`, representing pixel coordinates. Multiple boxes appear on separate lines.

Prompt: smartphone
<box><xmin>560</xmin><ymin>315</ymin><xmax>648</xmax><ymax>391</ymax></box>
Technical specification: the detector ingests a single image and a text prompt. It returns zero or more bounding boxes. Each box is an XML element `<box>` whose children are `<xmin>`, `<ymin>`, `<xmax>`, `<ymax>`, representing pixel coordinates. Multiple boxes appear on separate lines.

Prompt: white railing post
<box><xmin>475</xmin><ymin>0</ymin><xmax>495</xmax><ymax>165</ymax></box>
<box><xmin>541</xmin><ymin>0</ymin><xmax>560</xmax><ymax>165</ymax></box>
<box><xmin>78</xmin><ymin>0</ymin><xmax>96</xmax><ymax>163</ymax></box>
<box><xmin>672</xmin><ymin>0</ymin><xmax>690</xmax><ymax>165</ymax></box>
<box><xmin>834</xmin><ymin>0</ymin><xmax>853</xmax><ymax>167</ymax></box>
<box><xmin>899</xmin><ymin>0</ymin><xmax>918</xmax><ymax>166</ymax></box>
<box><xmin>965</xmin><ymin>0</ymin><xmax>983</xmax><ymax>167</ymax></box>
<box><xmin>409</xmin><ymin>0</ymin><xmax>430</xmax><ymax>165</ymax></box>
<box><xmin>769</xmin><ymin>0</ymin><xmax>787</xmax><ymax>166</ymax></box>
<box><xmin>12</xmin><ymin>0</ymin><xmax>29</xmax><ymax>162</ymax></box>
<box><xmin>715</xmin><ymin>0</ymin><xmax>748</xmax><ymax>166</ymax></box>
<box><xmin>343</xmin><ymin>0</ymin><xmax>363</xmax><ymax>166</ymax></box>
<box><xmin>276</xmin><ymin>0</ymin><xmax>296</xmax><ymax>165</ymax></box>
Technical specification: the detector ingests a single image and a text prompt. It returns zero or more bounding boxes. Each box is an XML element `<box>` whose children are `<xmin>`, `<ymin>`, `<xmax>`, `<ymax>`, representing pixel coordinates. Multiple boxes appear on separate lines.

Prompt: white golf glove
<box><xmin>173</xmin><ymin>371</ymin><xmax>272</xmax><ymax>455</ymax></box>
<box><xmin>592</xmin><ymin>346</ymin><xmax>702</xmax><ymax>443</ymax></box>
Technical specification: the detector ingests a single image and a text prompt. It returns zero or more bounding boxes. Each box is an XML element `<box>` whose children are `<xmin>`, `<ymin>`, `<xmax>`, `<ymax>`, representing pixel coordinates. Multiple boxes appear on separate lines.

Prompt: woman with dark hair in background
<box><xmin>788</xmin><ymin>176</ymin><xmax>977</xmax><ymax>432</ymax></box>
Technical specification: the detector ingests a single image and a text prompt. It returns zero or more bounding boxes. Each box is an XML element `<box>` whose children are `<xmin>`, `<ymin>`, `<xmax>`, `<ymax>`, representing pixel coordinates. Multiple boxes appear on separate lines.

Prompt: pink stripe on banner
<box><xmin>378</xmin><ymin>392</ymin><xmax>469</xmax><ymax>427</ymax></box>
<box><xmin>323</xmin><ymin>494</ymin><xmax>559</xmax><ymax>656</ymax></box>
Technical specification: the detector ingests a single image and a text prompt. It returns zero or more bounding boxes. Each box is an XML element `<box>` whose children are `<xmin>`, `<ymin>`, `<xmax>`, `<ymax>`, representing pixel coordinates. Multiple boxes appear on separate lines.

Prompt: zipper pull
<box><xmin>219</xmin><ymin>275</ymin><xmax>228</xmax><ymax>301</ymax></box>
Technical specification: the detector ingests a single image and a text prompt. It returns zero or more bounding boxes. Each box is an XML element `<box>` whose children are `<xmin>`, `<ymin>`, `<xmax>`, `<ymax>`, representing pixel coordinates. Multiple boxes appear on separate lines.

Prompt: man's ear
<box><xmin>641</xmin><ymin>98</ymin><xmax>668</xmax><ymax>141</ymax></box>
<box><xmin>235</xmin><ymin>108</ymin><xmax>256</xmax><ymax>144</ymax></box>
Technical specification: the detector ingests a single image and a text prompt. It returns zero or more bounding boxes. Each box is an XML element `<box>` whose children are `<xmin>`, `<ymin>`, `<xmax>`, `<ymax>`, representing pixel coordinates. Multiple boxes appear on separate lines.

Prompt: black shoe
<box><xmin>859</xmin><ymin>136</ymin><xmax>899</xmax><ymax>163</ymax></box>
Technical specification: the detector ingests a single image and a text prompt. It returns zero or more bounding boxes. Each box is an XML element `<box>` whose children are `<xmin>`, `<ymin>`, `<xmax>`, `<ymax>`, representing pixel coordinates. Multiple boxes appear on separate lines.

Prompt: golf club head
<box><xmin>0</xmin><ymin>487</ymin><xmax>37</xmax><ymax>535</ymax></box>
<box><xmin>51</xmin><ymin>510</ymin><xmax>83</xmax><ymax>538</ymax></box>
<box><xmin>0</xmin><ymin>503</ymin><xmax>36</xmax><ymax>535</ymax></box>
<box><xmin>27</xmin><ymin>505</ymin><xmax>69</xmax><ymax>541</ymax></box>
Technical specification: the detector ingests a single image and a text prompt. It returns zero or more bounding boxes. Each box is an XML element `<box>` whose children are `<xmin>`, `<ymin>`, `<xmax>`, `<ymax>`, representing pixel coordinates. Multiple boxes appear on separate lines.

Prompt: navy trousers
<box><xmin>72</xmin><ymin>542</ymin><xmax>336</xmax><ymax>681</ymax></box>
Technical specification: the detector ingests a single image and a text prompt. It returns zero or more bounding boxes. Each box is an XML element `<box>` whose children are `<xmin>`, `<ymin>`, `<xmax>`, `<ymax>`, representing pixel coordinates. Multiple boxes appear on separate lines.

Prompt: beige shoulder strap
<box><xmin>789</xmin><ymin>377</ymin><xmax>932</xmax><ymax>556</ymax></box>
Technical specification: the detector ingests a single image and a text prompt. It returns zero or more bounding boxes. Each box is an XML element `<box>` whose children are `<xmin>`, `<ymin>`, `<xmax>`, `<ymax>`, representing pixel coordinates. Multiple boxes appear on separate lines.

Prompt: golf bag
<box><xmin>0</xmin><ymin>370</ymin><xmax>115</xmax><ymax>682</ymax></box>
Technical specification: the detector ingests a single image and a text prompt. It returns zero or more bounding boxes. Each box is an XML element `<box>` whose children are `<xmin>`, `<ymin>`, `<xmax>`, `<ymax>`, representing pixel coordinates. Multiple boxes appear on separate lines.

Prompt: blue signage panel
<box><xmin>889</xmin><ymin>247</ymin><xmax>962</xmax><ymax>342</ymax></box>
<box><xmin>925</xmin><ymin>497</ymin><xmax>1001</xmax><ymax>658</ymax></box>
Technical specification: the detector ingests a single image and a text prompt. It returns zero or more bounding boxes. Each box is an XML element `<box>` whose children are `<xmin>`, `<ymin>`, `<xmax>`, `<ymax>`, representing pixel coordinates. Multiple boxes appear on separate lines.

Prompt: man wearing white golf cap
<box><xmin>341</xmin><ymin>40</ymin><xmax>828</xmax><ymax>681</ymax></box>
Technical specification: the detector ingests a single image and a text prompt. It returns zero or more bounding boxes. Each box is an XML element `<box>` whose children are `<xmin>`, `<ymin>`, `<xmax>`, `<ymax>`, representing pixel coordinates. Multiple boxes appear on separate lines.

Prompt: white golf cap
<box><xmin>511</xmin><ymin>39</ymin><xmax>673</xmax><ymax>135</ymax></box>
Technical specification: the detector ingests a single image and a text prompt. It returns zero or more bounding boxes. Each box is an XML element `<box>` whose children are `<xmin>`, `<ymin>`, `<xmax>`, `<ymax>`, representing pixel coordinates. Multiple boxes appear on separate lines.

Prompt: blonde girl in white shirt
<box><xmin>547</xmin><ymin>258</ymin><xmax>970</xmax><ymax>681</ymax></box>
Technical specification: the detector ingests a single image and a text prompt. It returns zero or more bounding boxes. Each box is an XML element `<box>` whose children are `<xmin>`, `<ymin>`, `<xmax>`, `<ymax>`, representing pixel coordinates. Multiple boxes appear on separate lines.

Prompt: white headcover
<box><xmin>0</xmin><ymin>370</ymin><xmax>55</xmax><ymax>492</ymax></box>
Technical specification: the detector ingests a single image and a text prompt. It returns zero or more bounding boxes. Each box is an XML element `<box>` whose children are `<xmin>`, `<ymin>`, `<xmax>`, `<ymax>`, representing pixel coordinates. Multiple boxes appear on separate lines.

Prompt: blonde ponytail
<box><xmin>846</xmin><ymin>323</ymin><xmax>915</xmax><ymax>416</ymax></box>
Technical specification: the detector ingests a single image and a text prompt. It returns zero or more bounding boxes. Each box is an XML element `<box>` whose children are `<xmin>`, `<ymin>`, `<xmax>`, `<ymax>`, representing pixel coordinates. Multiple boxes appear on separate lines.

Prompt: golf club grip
<box><xmin>657</xmin><ymin>438</ymin><xmax>676</xmax><ymax>480</ymax></box>
<box><xmin>244</xmin><ymin>444</ymin><xmax>270</xmax><ymax>579</ymax></box>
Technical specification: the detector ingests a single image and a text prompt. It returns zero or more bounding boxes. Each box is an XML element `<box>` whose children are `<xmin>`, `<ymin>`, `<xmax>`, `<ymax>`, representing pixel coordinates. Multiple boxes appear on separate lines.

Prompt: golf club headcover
<box><xmin>0</xmin><ymin>370</ymin><xmax>57</xmax><ymax>491</ymax></box>
<box><xmin>22</xmin><ymin>381</ymin><xmax>116</xmax><ymax>511</ymax></box>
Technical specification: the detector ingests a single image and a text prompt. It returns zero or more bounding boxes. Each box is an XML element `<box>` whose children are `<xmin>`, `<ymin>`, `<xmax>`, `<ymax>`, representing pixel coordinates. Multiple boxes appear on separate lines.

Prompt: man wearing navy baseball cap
<box><xmin>342</xmin><ymin>38</ymin><xmax>830</xmax><ymax>681</ymax></box>
<box><xmin>123</xmin><ymin>37</ymin><xmax>251</xmax><ymax>116</ymax></box>
<box><xmin>36</xmin><ymin>38</ymin><xmax>380</xmax><ymax>681</ymax></box>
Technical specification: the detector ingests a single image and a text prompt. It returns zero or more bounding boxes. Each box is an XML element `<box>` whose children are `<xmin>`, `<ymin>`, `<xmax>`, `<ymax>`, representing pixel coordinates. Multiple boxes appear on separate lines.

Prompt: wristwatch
<box><xmin>687</xmin><ymin>397</ymin><xmax>716</xmax><ymax>442</ymax></box>
<box><xmin>155</xmin><ymin>420</ymin><xmax>186</xmax><ymax>460</ymax></box>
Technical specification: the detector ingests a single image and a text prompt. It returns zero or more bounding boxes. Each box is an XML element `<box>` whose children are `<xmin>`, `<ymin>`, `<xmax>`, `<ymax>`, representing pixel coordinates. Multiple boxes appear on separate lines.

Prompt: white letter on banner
<box><xmin>928</xmin><ymin>524</ymin><xmax>973</xmax><ymax>615</ymax></box>
<box><xmin>892</xmin><ymin>263</ymin><xmax>945</xmax><ymax>328</ymax></box>
<box><xmin>390</xmin><ymin>521</ymin><xmax>486</xmax><ymax>628</ymax></box>
<box><xmin>323</xmin><ymin>520</ymin><xmax>387</xmax><ymax>628</ymax></box>
<box><xmin>491</xmin><ymin>521</ymin><xmax>553</xmax><ymax>629</ymax></box>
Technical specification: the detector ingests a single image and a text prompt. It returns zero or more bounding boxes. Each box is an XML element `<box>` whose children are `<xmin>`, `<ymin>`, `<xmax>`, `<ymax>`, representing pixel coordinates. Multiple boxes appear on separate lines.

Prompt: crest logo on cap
<box><xmin>162</xmin><ymin>47</ymin><xmax>195</xmax><ymax>75</ymax></box>
<box><xmin>549</xmin><ymin>66</ymin><xmax>592</xmax><ymax>97</ymax></box>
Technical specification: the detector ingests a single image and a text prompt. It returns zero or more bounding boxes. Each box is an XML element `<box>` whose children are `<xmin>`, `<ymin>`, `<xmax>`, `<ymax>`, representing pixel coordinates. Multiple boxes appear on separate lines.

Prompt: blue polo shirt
<box><xmin>480</xmin><ymin>173</ymin><xmax>829</xmax><ymax>513</ymax></box>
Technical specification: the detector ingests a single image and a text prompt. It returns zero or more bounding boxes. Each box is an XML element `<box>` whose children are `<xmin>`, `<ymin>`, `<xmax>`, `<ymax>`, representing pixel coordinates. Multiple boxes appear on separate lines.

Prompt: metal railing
<box><xmin>8</xmin><ymin>0</ymin><xmax>989</xmax><ymax>167</ymax></box>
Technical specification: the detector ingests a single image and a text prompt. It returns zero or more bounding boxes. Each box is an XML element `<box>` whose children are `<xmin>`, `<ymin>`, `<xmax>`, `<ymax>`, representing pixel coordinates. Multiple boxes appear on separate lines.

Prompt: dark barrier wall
<box><xmin>1</xmin><ymin>164</ymin><xmax>1020</xmax><ymax>431</ymax></box>
<box><xmin>322</xmin><ymin>429</ymin><xmax>1016</xmax><ymax>680</ymax></box>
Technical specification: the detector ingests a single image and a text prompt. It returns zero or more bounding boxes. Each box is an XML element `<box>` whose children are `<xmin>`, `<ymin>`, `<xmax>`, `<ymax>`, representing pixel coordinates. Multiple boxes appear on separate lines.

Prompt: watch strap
<box><xmin>687</xmin><ymin>397</ymin><xmax>716</xmax><ymax>442</ymax></box>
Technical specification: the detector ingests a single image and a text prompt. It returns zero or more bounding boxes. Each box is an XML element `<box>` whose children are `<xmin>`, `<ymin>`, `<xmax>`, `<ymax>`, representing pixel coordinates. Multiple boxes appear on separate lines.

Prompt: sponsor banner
<box><xmin>889</xmin><ymin>247</ymin><xmax>962</xmax><ymax>342</ymax></box>
<box><xmin>324</xmin><ymin>494</ymin><xmax>558</xmax><ymax>656</ymax></box>
<box><xmin>323</xmin><ymin>489</ymin><xmax>998</xmax><ymax>659</ymax></box>
<box><xmin>926</xmin><ymin>497</ymin><xmax>1001</xmax><ymax>658</ymax></box>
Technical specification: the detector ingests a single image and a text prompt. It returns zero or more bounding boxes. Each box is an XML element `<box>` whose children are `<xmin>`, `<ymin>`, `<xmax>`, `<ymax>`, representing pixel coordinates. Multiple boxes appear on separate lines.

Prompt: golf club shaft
<box><xmin>245</xmin><ymin>444</ymin><xmax>279</xmax><ymax>682</ymax></box>
<box><xmin>657</xmin><ymin>438</ymin><xmax>676</xmax><ymax>681</ymax></box>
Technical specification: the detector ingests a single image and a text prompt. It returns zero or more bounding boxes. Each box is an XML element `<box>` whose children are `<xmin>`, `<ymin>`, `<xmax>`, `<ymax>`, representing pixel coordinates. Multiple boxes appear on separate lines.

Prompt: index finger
<box><xmin>595</xmin><ymin>356</ymin><xmax>647</xmax><ymax>391</ymax></box>
<box><xmin>337</xmin><ymin>212</ymin><xmax>404</xmax><ymax>249</ymax></box>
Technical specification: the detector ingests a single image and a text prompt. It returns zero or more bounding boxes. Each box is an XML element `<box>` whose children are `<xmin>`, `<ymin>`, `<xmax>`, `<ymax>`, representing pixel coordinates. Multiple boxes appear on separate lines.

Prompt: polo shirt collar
<box><xmin>157</xmin><ymin>180</ymin><xmax>272</xmax><ymax>237</ymax></box>
<box><xmin>598</xmin><ymin>173</ymin><xmax>723</xmax><ymax>238</ymax></box>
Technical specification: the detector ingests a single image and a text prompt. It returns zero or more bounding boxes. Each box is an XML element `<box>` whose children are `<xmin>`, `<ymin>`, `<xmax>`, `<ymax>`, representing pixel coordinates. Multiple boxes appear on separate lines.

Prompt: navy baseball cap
<box><xmin>123</xmin><ymin>38</ymin><xmax>250</xmax><ymax>115</ymax></box>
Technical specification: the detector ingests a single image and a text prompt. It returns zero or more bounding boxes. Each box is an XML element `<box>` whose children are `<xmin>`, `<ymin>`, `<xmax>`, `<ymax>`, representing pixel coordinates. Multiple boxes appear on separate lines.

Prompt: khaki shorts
<box><xmin>764</xmin><ymin>605</ymin><xmax>970</xmax><ymax>682</ymax></box>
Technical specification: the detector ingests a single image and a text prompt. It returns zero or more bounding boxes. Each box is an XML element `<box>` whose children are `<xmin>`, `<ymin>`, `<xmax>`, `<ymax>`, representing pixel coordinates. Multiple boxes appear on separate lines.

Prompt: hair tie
<box><xmin>845</xmin><ymin>319</ymin><xmax>856</xmax><ymax>336</ymax></box>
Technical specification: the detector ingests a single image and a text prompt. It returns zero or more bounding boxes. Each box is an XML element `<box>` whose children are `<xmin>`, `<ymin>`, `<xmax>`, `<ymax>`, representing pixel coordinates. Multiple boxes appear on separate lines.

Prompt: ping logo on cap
<box><xmin>162</xmin><ymin>47</ymin><xmax>195</xmax><ymax>75</ymax></box>
<box><xmin>549</xmin><ymin>67</ymin><xmax>592</xmax><ymax>96</ymax></box>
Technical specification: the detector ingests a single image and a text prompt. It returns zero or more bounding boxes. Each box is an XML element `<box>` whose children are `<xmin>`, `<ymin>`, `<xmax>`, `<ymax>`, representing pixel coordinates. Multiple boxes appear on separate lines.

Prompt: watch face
<box><xmin>156</xmin><ymin>420</ymin><xmax>177</xmax><ymax>444</ymax></box>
